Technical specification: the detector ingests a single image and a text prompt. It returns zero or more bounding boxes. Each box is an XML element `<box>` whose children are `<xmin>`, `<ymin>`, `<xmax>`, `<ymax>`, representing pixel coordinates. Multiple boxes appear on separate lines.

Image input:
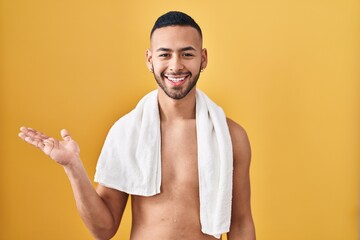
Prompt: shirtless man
<box><xmin>18</xmin><ymin>11</ymin><xmax>255</xmax><ymax>240</ymax></box>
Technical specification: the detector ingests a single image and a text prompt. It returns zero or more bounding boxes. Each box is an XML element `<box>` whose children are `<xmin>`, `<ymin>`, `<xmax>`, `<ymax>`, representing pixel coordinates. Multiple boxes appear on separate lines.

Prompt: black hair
<box><xmin>150</xmin><ymin>11</ymin><xmax>202</xmax><ymax>39</ymax></box>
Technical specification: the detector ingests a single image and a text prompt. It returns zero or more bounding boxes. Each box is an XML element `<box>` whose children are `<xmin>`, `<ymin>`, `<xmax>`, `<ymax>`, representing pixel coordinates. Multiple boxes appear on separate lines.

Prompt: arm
<box><xmin>226</xmin><ymin>119</ymin><xmax>256</xmax><ymax>240</ymax></box>
<box><xmin>18</xmin><ymin>127</ymin><xmax>128</xmax><ymax>240</ymax></box>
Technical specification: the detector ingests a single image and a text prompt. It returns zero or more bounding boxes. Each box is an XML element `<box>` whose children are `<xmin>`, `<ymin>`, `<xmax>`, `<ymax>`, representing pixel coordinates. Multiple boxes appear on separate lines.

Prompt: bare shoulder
<box><xmin>226</xmin><ymin>118</ymin><xmax>249</xmax><ymax>143</ymax></box>
<box><xmin>226</xmin><ymin>118</ymin><xmax>251</xmax><ymax>166</ymax></box>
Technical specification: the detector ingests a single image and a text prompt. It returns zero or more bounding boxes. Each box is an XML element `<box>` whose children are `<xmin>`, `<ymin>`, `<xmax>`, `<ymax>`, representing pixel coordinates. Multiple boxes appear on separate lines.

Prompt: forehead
<box><xmin>150</xmin><ymin>26</ymin><xmax>202</xmax><ymax>50</ymax></box>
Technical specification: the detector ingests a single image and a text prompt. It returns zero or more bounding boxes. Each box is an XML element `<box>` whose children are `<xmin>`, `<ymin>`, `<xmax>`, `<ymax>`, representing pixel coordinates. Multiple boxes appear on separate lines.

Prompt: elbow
<box><xmin>87</xmin><ymin>220</ymin><xmax>118</xmax><ymax>240</ymax></box>
<box><xmin>92</xmin><ymin>227</ymin><xmax>117</xmax><ymax>240</ymax></box>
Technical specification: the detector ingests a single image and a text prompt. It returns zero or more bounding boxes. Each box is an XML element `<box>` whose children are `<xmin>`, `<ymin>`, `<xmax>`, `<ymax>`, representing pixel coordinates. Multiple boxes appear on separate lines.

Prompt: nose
<box><xmin>169</xmin><ymin>55</ymin><xmax>184</xmax><ymax>72</ymax></box>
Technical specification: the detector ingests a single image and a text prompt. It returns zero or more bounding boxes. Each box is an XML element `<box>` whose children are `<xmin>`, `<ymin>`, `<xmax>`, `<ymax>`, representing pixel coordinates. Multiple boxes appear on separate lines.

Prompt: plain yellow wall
<box><xmin>1</xmin><ymin>0</ymin><xmax>358</xmax><ymax>239</ymax></box>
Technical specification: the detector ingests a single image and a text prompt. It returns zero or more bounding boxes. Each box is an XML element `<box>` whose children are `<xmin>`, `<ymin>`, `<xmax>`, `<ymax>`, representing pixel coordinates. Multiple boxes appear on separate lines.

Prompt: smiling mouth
<box><xmin>164</xmin><ymin>73</ymin><xmax>190</xmax><ymax>84</ymax></box>
<box><xmin>166</xmin><ymin>76</ymin><xmax>186</xmax><ymax>82</ymax></box>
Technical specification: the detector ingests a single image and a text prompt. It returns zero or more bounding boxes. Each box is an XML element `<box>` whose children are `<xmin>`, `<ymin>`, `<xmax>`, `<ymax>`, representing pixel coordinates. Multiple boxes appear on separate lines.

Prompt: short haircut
<box><xmin>150</xmin><ymin>11</ymin><xmax>202</xmax><ymax>39</ymax></box>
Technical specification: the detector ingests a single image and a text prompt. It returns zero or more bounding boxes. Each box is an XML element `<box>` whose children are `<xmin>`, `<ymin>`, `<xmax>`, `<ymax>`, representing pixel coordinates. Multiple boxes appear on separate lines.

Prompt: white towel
<box><xmin>94</xmin><ymin>89</ymin><xmax>233</xmax><ymax>238</ymax></box>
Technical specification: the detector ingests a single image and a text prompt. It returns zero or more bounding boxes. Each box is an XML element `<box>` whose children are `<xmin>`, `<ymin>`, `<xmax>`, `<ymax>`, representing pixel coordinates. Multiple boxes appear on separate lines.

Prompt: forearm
<box><xmin>18</xmin><ymin>127</ymin><xmax>117</xmax><ymax>239</ymax></box>
<box><xmin>64</xmin><ymin>158</ymin><xmax>117</xmax><ymax>240</ymax></box>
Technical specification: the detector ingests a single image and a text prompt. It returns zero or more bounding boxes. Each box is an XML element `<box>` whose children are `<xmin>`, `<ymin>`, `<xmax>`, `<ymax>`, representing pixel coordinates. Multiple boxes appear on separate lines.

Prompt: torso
<box><xmin>130</xmin><ymin>119</ymin><xmax>220</xmax><ymax>240</ymax></box>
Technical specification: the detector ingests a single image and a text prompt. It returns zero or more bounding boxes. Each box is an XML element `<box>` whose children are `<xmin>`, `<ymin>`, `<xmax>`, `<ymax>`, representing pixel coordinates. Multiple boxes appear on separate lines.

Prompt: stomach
<box><xmin>129</xmin><ymin>188</ymin><xmax>220</xmax><ymax>240</ymax></box>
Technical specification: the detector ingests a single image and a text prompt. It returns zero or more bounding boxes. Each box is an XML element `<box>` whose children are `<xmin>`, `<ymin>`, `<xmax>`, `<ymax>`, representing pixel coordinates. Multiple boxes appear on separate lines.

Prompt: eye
<box><xmin>183</xmin><ymin>53</ymin><xmax>194</xmax><ymax>57</ymax></box>
<box><xmin>159</xmin><ymin>53</ymin><xmax>170</xmax><ymax>57</ymax></box>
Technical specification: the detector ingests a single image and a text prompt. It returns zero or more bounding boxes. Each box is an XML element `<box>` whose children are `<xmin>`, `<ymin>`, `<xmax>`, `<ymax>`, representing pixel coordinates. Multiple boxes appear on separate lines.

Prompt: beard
<box><xmin>152</xmin><ymin>66</ymin><xmax>201</xmax><ymax>100</ymax></box>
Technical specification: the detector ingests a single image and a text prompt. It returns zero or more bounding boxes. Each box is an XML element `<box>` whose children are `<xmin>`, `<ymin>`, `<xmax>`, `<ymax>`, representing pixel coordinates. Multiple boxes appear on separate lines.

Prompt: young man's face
<box><xmin>146</xmin><ymin>26</ymin><xmax>207</xmax><ymax>100</ymax></box>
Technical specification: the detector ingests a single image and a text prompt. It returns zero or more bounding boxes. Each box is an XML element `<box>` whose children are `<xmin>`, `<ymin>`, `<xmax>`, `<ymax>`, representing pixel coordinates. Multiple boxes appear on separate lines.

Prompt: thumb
<box><xmin>60</xmin><ymin>129</ymin><xmax>72</xmax><ymax>141</ymax></box>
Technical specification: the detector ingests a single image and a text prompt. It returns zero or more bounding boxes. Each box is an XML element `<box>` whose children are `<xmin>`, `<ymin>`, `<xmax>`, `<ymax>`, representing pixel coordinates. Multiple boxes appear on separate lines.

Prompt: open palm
<box><xmin>19</xmin><ymin>127</ymin><xmax>80</xmax><ymax>166</ymax></box>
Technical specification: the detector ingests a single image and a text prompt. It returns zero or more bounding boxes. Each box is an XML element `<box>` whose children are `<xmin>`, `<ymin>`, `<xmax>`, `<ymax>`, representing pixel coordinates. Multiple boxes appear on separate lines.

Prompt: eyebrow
<box><xmin>156</xmin><ymin>46</ymin><xmax>197</xmax><ymax>52</ymax></box>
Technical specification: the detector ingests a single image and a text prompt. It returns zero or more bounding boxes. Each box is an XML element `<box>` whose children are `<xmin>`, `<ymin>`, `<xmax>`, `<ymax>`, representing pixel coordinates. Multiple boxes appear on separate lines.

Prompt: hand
<box><xmin>18</xmin><ymin>127</ymin><xmax>80</xmax><ymax>166</ymax></box>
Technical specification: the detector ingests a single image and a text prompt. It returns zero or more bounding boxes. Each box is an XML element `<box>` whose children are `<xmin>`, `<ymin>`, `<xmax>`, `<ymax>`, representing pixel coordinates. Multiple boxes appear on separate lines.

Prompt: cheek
<box><xmin>191</xmin><ymin>58</ymin><xmax>202</xmax><ymax>67</ymax></box>
<box><xmin>152</xmin><ymin>60</ymin><xmax>166</xmax><ymax>72</ymax></box>
<box><xmin>154</xmin><ymin>67</ymin><xmax>166</xmax><ymax>76</ymax></box>
<box><xmin>189</xmin><ymin>61</ymin><xmax>202</xmax><ymax>72</ymax></box>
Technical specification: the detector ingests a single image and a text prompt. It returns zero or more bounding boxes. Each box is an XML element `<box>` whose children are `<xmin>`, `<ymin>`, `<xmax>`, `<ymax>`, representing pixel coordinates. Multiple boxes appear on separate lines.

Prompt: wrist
<box><xmin>63</xmin><ymin>156</ymin><xmax>83</xmax><ymax>176</ymax></box>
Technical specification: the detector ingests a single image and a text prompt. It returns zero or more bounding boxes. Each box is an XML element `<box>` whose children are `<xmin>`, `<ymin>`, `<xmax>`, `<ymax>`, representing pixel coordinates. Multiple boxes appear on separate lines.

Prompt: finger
<box><xmin>18</xmin><ymin>132</ymin><xmax>27</xmax><ymax>140</ymax></box>
<box><xmin>20</xmin><ymin>126</ymin><xmax>35</xmax><ymax>135</ymax></box>
<box><xmin>23</xmin><ymin>136</ymin><xmax>44</xmax><ymax>149</ymax></box>
<box><xmin>60</xmin><ymin>129</ymin><xmax>72</xmax><ymax>141</ymax></box>
<box><xmin>19</xmin><ymin>126</ymin><xmax>31</xmax><ymax>137</ymax></box>
<box><xmin>19</xmin><ymin>126</ymin><xmax>32</xmax><ymax>140</ymax></box>
<box><xmin>19</xmin><ymin>126</ymin><xmax>49</xmax><ymax>140</ymax></box>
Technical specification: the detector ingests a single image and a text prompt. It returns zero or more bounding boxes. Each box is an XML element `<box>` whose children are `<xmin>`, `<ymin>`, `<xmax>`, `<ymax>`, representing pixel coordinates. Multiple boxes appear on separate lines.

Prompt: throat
<box><xmin>158</xmin><ymin>96</ymin><xmax>196</xmax><ymax>122</ymax></box>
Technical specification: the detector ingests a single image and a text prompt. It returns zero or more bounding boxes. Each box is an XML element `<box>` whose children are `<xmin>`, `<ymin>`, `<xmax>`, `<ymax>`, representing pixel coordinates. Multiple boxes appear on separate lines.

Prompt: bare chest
<box><xmin>130</xmin><ymin>120</ymin><xmax>217</xmax><ymax>239</ymax></box>
<box><xmin>160</xmin><ymin>120</ymin><xmax>199</xmax><ymax>193</ymax></box>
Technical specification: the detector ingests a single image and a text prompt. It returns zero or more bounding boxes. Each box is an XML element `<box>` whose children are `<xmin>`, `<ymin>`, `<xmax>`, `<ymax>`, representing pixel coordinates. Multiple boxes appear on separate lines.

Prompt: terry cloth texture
<box><xmin>94</xmin><ymin>89</ymin><xmax>233</xmax><ymax>238</ymax></box>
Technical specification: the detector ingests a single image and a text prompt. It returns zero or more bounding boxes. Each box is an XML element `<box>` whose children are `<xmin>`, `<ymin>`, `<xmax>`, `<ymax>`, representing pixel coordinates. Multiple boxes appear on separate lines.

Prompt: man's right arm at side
<box><xmin>18</xmin><ymin>127</ymin><xmax>128</xmax><ymax>240</ymax></box>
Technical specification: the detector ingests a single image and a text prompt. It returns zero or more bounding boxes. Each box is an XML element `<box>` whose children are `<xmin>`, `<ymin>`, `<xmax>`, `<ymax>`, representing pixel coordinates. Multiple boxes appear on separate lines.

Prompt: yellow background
<box><xmin>1</xmin><ymin>0</ymin><xmax>358</xmax><ymax>239</ymax></box>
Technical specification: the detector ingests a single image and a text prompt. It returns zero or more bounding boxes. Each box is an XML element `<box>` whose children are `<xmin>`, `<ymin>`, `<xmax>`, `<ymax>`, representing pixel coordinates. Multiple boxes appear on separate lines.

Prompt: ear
<box><xmin>145</xmin><ymin>49</ymin><xmax>153</xmax><ymax>72</ymax></box>
<box><xmin>201</xmin><ymin>48</ymin><xmax>208</xmax><ymax>70</ymax></box>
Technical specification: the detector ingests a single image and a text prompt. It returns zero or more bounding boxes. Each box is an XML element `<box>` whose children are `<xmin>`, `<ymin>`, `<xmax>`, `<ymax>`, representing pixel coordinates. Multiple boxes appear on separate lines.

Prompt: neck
<box><xmin>157</xmin><ymin>87</ymin><xmax>196</xmax><ymax>122</ymax></box>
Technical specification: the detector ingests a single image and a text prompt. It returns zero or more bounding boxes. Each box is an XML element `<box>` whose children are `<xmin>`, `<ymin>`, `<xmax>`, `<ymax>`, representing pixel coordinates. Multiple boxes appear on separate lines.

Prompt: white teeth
<box><xmin>167</xmin><ymin>76</ymin><xmax>186</xmax><ymax>82</ymax></box>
